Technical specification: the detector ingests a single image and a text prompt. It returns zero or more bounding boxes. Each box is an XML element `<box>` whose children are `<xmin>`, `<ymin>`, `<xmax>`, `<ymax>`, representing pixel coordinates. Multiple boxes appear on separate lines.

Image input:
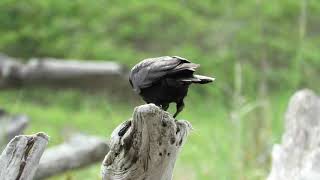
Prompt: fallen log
<box><xmin>35</xmin><ymin>133</ymin><xmax>109</xmax><ymax>180</ymax></box>
<box><xmin>101</xmin><ymin>104</ymin><xmax>192</xmax><ymax>180</ymax></box>
<box><xmin>0</xmin><ymin>109</ymin><xmax>29</xmax><ymax>149</ymax></box>
<box><xmin>0</xmin><ymin>132</ymin><xmax>49</xmax><ymax>180</ymax></box>
<box><xmin>267</xmin><ymin>89</ymin><xmax>320</xmax><ymax>180</ymax></box>
<box><xmin>0</xmin><ymin>54</ymin><xmax>129</xmax><ymax>90</ymax></box>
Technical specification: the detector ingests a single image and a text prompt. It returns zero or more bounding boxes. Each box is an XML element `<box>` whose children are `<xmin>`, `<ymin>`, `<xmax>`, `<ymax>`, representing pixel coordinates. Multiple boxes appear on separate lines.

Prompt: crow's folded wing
<box><xmin>129</xmin><ymin>56</ymin><xmax>196</xmax><ymax>93</ymax></box>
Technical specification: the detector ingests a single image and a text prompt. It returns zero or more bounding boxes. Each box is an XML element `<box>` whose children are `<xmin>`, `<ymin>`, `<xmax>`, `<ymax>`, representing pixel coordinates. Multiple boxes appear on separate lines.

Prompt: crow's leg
<box><xmin>161</xmin><ymin>103</ymin><xmax>169</xmax><ymax>111</ymax></box>
<box><xmin>148</xmin><ymin>102</ymin><xmax>160</xmax><ymax>107</ymax></box>
<box><xmin>173</xmin><ymin>101</ymin><xmax>185</xmax><ymax>118</ymax></box>
<box><xmin>155</xmin><ymin>103</ymin><xmax>169</xmax><ymax>111</ymax></box>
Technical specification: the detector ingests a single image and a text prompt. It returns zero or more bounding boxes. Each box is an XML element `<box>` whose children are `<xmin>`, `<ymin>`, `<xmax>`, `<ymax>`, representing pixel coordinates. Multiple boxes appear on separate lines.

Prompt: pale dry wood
<box><xmin>0</xmin><ymin>132</ymin><xmax>49</xmax><ymax>180</ymax></box>
<box><xmin>35</xmin><ymin>134</ymin><xmax>109</xmax><ymax>180</ymax></box>
<box><xmin>268</xmin><ymin>89</ymin><xmax>320</xmax><ymax>180</ymax></box>
<box><xmin>101</xmin><ymin>104</ymin><xmax>192</xmax><ymax>180</ymax></box>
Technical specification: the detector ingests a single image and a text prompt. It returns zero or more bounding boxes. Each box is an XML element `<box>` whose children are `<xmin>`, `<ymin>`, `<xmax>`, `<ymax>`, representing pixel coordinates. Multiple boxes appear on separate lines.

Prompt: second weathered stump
<box><xmin>268</xmin><ymin>89</ymin><xmax>320</xmax><ymax>180</ymax></box>
<box><xmin>101</xmin><ymin>104</ymin><xmax>192</xmax><ymax>180</ymax></box>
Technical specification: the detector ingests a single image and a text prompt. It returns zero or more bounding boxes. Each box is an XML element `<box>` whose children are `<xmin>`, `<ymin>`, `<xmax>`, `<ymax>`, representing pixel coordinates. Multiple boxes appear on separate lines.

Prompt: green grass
<box><xmin>0</xmin><ymin>88</ymin><xmax>291</xmax><ymax>180</ymax></box>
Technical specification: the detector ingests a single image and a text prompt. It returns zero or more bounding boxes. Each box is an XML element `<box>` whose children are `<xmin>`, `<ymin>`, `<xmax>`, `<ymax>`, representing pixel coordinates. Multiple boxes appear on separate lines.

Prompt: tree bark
<box><xmin>35</xmin><ymin>134</ymin><xmax>109</xmax><ymax>180</ymax></box>
<box><xmin>267</xmin><ymin>89</ymin><xmax>320</xmax><ymax>180</ymax></box>
<box><xmin>0</xmin><ymin>132</ymin><xmax>49</xmax><ymax>180</ymax></box>
<box><xmin>101</xmin><ymin>104</ymin><xmax>192</xmax><ymax>180</ymax></box>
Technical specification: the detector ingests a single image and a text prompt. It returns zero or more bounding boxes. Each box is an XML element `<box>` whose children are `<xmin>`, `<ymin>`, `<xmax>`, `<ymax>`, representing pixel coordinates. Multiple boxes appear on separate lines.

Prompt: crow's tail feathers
<box><xmin>179</xmin><ymin>74</ymin><xmax>215</xmax><ymax>84</ymax></box>
<box><xmin>193</xmin><ymin>75</ymin><xmax>215</xmax><ymax>84</ymax></box>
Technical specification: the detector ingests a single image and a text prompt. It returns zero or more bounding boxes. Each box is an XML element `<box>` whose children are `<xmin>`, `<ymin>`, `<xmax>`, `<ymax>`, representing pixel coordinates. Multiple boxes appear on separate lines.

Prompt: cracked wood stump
<box><xmin>101</xmin><ymin>104</ymin><xmax>192</xmax><ymax>180</ymax></box>
<box><xmin>0</xmin><ymin>132</ymin><xmax>49</xmax><ymax>180</ymax></box>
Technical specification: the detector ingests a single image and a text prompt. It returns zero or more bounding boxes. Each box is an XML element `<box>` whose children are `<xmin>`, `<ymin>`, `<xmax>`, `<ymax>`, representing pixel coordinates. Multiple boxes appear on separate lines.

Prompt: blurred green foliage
<box><xmin>0</xmin><ymin>0</ymin><xmax>319</xmax><ymax>94</ymax></box>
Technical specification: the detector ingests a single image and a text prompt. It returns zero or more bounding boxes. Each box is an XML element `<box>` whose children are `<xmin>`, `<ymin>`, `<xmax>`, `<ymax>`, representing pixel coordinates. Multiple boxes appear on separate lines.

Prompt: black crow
<box><xmin>129</xmin><ymin>56</ymin><xmax>215</xmax><ymax>118</ymax></box>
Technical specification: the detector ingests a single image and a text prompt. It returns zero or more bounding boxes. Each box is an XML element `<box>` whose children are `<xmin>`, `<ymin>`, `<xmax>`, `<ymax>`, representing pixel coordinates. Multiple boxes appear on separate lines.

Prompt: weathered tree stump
<box><xmin>268</xmin><ymin>89</ymin><xmax>320</xmax><ymax>180</ymax></box>
<box><xmin>101</xmin><ymin>104</ymin><xmax>192</xmax><ymax>180</ymax></box>
<box><xmin>35</xmin><ymin>133</ymin><xmax>109</xmax><ymax>180</ymax></box>
<box><xmin>0</xmin><ymin>132</ymin><xmax>49</xmax><ymax>180</ymax></box>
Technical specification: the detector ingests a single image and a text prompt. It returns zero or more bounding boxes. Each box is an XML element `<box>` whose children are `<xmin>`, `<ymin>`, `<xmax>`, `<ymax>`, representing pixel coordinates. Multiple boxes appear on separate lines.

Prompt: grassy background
<box><xmin>0</xmin><ymin>88</ymin><xmax>293</xmax><ymax>180</ymax></box>
<box><xmin>0</xmin><ymin>0</ymin><xmax>320</xmax><ymax>179</ymax></box>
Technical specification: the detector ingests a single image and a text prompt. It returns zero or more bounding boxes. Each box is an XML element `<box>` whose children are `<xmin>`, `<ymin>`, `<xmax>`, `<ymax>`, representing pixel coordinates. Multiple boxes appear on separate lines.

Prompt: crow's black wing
<box><xmin>129</xmin><ymin>56</ymin><xmax>197</xmax><ymax>93</ymax></box>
